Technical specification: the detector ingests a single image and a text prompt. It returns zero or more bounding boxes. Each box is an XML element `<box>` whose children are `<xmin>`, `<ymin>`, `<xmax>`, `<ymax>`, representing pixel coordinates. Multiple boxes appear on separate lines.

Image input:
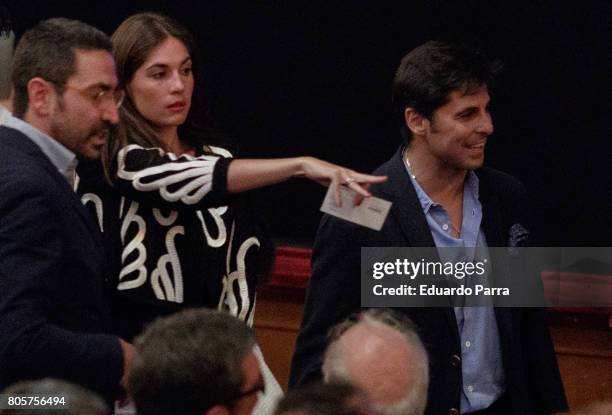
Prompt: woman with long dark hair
<box><xmin>77</xmin><ymin>12</ymin><xmax>384</xmax><ymax>409</ymax></box>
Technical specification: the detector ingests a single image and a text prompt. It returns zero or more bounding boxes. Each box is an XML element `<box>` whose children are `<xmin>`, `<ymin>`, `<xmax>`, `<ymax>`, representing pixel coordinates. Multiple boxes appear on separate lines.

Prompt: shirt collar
<box><xmin>408</xmin><ymin>170</ymin><xmax>435</xmax><ymax>214</ymax></box>
<box><xmin>3</xmin><ymin>115</ymin><xmax>78</xmax><ymax>184</ymax></box>
<box><xmin>464</xmin><ymin>168</ymin><xmax>480</xmax><ymax>200</ymax></box>
<box><xmin>0</xmin><ymin>104</ymin><xmax>10</xmax><ymax>124</ymax></box>
<box><xmin>402</xmin><ymin>152</ymin><xmax>480</xmax><ymax>214</ymax></box>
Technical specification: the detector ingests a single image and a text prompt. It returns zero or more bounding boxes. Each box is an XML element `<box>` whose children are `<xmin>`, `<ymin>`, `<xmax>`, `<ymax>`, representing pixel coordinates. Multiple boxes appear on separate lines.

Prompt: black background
<box><xmin>5</xmin><ymin>1</ymin><xmax>611</xmax><ymax>246</ymax></box>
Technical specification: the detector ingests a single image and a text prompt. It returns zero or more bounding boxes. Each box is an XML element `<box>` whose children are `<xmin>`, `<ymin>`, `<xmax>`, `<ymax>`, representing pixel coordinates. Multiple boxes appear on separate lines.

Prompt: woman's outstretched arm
<box><xmin>227</xmin><ymin>157</ymin><xmax>387</xmax><ymax>205</ymax></box>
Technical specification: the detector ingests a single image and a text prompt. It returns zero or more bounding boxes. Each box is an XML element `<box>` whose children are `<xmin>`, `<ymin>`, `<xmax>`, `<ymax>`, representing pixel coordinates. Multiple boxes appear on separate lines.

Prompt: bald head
<box><xmin>322</xmin><ymin>310</ymin><xmax>428</xmax><ymax>415</ymax></box>
<box><xmin>340</xmin><ymin>320</ymin><xmax>417</xmax><ymax>403</ymax></box>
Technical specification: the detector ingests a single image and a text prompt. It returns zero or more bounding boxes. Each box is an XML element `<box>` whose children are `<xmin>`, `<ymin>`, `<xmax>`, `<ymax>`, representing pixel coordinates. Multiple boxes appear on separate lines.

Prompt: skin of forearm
<box><xmin>226</xmin><ymin>157</ymin><xmax>307</xmax><ymax>193</ymax></box>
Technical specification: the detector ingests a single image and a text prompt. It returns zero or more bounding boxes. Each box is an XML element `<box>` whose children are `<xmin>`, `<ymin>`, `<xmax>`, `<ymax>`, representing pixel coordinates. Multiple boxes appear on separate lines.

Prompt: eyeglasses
<box><xmin>49</xmin><ymin>81</ymin><xmax>125</xmax><ymax>109</ymax></box>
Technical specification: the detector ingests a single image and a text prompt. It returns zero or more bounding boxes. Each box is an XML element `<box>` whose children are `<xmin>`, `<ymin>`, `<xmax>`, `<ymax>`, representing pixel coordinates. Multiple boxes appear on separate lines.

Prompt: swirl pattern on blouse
<box><xmin>78</xmin><ymin>144</ymin><xmax>261</xmax><ymax>329</ymax></box>
<box><xmin>116</xmin><ymin>144</ymin><xmax>220</xmax><ymax>205</ymax></box>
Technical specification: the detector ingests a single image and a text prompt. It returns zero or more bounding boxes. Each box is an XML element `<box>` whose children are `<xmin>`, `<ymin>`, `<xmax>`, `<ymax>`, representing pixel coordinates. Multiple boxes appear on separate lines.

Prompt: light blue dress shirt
<box><xmin>405</xmin><ymin>159</ymin><xmax>505</xmax><ymax>414</ymax></box>
<box><xmin>3</xmin><ymin>115</ymin><xmax>77</xmax><ymax>186</ymax></box>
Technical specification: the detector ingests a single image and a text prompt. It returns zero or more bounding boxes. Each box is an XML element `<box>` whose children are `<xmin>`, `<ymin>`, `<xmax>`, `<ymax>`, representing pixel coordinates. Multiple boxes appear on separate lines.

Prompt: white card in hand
<box><xmin>320</xmin><ymin>186</ymin><xmax>392</xmax><ymax>231</ymax></box>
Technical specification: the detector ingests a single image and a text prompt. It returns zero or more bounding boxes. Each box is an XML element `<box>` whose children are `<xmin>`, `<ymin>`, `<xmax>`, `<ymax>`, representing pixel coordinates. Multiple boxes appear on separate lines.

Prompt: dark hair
<box><xmin>102</xmin><ymin>12</ymin><xmax>214</xmax><ymax>178</ymax></box>
<box><xmin>275</xmin><ymin>382</ymin><xmax>370</xmax><ymax>415</ymax></box>
<box><xmin>128</xmin><ymin>308</ymin><xmax>256</xmax><ymax>415</ymax></box>
<box><xmin>0</xmin><ymin>378</ymin><xmax>109</xmax><ymax>415</ymax></box>
<box><xmin>392</xmin><ymin>41</ymin><xmax>501</xmax><ymax>142</ymax></box>
<box><xmin>10</xmin><ymin>17</ymin><xmax>112</xmax><ymax>118</ymax></box>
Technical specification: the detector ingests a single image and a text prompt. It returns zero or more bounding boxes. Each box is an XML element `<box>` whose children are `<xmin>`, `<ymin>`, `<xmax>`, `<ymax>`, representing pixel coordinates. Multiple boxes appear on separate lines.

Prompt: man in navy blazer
<box><xmin>0</xmin><ymin>18</ymin><xmax>131</xmax><ymax>401</ymax></box>
<box><xmin>290</xmin><ymin>42</ymin><xmax>567</xmax><ymax>415</ymax></box>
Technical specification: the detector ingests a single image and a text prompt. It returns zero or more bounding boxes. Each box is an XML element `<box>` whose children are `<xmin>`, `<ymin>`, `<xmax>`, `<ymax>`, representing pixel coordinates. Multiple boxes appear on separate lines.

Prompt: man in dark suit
<box><xmin>0</xmin><ymin>18</ymin><xmax>131</xmax><ymax>401</ymax></box>
<box><xmin>290</xmin><ymin>41</ymin><xmax>567</xmax><ymax>415</ymax></box>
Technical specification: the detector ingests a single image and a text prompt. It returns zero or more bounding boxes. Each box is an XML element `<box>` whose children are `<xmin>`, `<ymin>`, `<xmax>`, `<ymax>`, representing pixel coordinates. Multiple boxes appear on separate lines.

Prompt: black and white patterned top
<box><xmin>77</xmin><ymin>144</ymin><xmax>267</xmax><ymax>340</ymax></box>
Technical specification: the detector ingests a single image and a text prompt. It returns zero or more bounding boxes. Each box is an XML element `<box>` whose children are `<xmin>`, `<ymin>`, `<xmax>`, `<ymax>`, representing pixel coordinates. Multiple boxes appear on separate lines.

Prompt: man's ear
<box><xmin>404</xmin><ymin>107</ymin><xmax>429</xmax><ymax>137</ymax></box>
<box><xmin>26</xmin><ymin>77</ymin><xmax>55</xmax><ymax>117</ymax></box>
<box><xmin>204</xmin><ymin>404</ymin><xmax>230</xmax><ymax>415</ymax></box>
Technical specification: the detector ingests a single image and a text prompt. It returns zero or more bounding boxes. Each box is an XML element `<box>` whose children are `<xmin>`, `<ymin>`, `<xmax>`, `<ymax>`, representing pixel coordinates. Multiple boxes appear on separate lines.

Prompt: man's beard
<box><xmin>49</xmin><ymin>107</ymin><xmax>113</xmax><ymax>157</ymax></box>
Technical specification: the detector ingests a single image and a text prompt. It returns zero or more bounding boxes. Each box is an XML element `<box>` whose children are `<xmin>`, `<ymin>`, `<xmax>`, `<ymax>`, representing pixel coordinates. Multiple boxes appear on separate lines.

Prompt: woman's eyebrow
<box><xmin>145</xmin><ymin>56</ymin><xmax>192</xmax><ymax>71</ymax></box>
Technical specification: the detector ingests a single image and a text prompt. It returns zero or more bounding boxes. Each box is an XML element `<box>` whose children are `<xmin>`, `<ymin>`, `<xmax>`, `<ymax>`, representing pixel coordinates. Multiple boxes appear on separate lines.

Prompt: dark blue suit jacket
<box><xmin>290</xmin><ymin>146</ymin><xmax>567</xmax><ymax>415</ymax></box>
<box><xmin>0</xmin><ymin>126</ymin><xmax>123</xmax><ymax>401</ymax></box>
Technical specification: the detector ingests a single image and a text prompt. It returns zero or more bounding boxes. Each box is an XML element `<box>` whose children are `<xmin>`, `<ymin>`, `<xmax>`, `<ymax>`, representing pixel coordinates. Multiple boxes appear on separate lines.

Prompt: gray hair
<box><xmin>0</xmin><ymin>30</ymin><xmax>13</xmax><ymax>100</ymax></box>
<box><xmin>128</xmin><ymin>308</ymin><xmax>256</xmax><ymax>415</ymax></box>
<box><xmin>322</xmin><ymin>309</ymin><xmax>429</xmax><ymax>415</ymax></box>
<box><xmin>0</xmin><ymin>4</ymin><xmax>14</xmax><ymax>100</ymax></box>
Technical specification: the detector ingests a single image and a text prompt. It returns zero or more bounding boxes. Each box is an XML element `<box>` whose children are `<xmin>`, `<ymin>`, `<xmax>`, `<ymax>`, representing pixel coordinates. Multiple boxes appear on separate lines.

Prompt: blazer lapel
<box><xmin>377</xmin><ymin>146</ymin><xmax>436</xmax><ymax>248</ymax></box>
<box><xmin>477</xmin><ymin>169</ymin><xmax>505</xmax><ymax>247</ymax></box>
<box><xmin>477</xmin><ymin>169</ymin><xmax>515</xmax><ymax>351</ymax></box>
<box><xmin>1</xmin><ymin>127</ymin><xmax>106</xmax><ymax>252</ymax></box>
<box><xmin>377</xmin><ymin>146</ymin><xmax>459</xmax><ymax>342</ymax></box>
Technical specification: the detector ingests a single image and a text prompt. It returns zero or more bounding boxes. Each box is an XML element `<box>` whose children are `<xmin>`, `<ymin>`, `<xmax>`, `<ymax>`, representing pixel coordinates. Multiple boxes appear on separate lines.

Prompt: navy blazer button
<box><xmin>448</xmin><ymin>408</ymin><xmax>459</xmax><ymax>415</ymax></box>
<box><xmin>451</xmin><ymin>354</ymin><xmax>461</xmax><ymax>367</ymax></box>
